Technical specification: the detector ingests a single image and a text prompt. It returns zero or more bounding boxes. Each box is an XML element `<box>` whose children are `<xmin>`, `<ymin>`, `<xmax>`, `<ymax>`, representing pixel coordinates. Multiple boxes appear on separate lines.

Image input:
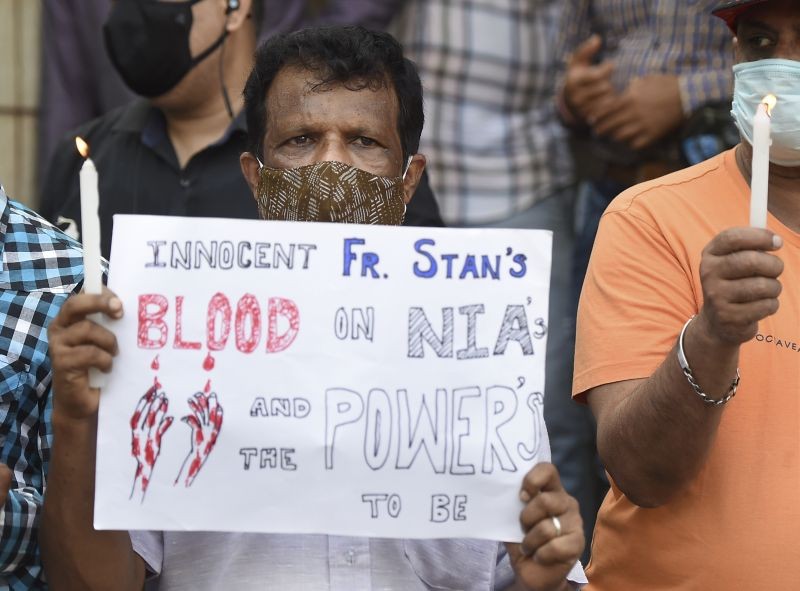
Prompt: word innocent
<box><xmin>145</xmin><ymin>240</ymin><xmax>317</xmax><ymax>271</ymax></box>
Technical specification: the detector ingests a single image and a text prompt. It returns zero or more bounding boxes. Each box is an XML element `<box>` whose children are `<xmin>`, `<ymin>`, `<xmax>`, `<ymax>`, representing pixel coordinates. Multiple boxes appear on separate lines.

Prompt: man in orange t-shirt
<box><xmin>574</xmin><ymin>0</ymin><xmax>800</xmax><ymax>588</ymax></box>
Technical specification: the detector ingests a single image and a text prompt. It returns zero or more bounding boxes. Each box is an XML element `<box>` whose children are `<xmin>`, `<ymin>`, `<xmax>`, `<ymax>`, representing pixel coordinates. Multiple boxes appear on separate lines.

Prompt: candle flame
<box><xmin>762</xmin><ymin>94</ymin><xmax>777</xmax><ymax>117</ymax></box>
<box><xmin>75</xmin><ymin>137</ymin><xmax>90</xmax><ymax>158</ymax></box>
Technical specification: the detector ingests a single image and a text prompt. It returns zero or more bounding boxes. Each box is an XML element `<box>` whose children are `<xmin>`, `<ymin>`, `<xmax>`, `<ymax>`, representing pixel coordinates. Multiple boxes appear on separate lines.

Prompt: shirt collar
<box><xmin>112</xmin><ymin>100</ymin><xmax>248</xmax><ymax>149</ymax></box>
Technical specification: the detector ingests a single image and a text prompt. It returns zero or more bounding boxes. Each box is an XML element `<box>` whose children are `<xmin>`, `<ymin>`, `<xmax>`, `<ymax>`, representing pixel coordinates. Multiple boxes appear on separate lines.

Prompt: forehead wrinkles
<box><xmin>265</xmin><ymin>67</ymin><xmax>400</xmax><ymax>132</ymax></box>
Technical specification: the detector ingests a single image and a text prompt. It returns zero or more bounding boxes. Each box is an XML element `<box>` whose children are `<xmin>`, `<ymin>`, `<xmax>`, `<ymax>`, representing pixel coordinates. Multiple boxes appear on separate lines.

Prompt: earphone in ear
<box><xmin>225</xmin><ymin>0</ymin><xmax>240</xmax><ymax>15</ymax></box>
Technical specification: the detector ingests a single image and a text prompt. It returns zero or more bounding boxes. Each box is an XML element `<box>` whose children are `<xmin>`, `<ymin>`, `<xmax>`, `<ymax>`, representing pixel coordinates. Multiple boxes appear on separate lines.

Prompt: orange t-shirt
<box><xmin>575</xmin><ymin>149</ymin><xmax>800</xmax><ymax>590</ymax></box>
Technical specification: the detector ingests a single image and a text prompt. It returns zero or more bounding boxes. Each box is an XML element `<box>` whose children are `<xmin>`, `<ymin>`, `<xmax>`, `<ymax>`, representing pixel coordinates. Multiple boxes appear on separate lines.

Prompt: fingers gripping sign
<box><xmin>129</xmin><ymin>381</ymin><xmax>174</xmax><ymax>502</ymax></box>
<box><xmin>175</xmin><ymin>384</ymin><xmax>224</xmax><ymax>487</ymax></box>
<box><xmin>48</xmin><ymin>289</ymin><xmax>123</xmax><ymax>421</ymax></box>
<box><xmin>506</xmin><ymin>463</ymin><xmax>585</xmax><ymax>591</ymax></box>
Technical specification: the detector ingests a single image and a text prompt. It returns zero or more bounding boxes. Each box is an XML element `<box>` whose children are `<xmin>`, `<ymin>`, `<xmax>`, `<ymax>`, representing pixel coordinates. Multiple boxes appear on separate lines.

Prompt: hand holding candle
<box><xmin>750</xmin><ymin>95</ymin><xmax>776</xmax><ymax>228</ymax></box>
<box><xmin>76</xmin><ymin>137</ymin><xmax>108</xmax><ymax>388</ymax></box>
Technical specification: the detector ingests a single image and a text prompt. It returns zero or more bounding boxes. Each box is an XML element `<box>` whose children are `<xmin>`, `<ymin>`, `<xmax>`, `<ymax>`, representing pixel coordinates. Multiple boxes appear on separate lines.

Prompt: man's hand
<box><xmin>506</xmin><ymin>463</ymin><xmax>584</xmax><ymax>591</ymax></box>
<box><xmin>48</xmin><ymin>289</ymin><xmax>123</xmax><ymax>422</ymax></box>
<box><xmin>591</xmin><ymin>74</ymin><xmax>685</xmax><ymax>150</ymax></box>
<box><xmin>0</xmin><ymin>464</ymin><xmax>11</xmax><ymax>506</ymax></box>
<box><xmin>563</xmin><ymin>35</ymin><xmax>617</xmax><ymax>125</ymax></box>
<box><xmin>696</xmin><ymin>228</ymin><xmax>784</xmax><ymax>345</ymax></box>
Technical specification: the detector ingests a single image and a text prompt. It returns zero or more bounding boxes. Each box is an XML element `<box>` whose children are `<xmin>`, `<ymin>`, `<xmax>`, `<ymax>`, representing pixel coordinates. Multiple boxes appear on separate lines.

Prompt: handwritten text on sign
<box><xmin>94</xmin><ymin>215</ymin><xmax>553</xmax><ymax>542</ymax></box>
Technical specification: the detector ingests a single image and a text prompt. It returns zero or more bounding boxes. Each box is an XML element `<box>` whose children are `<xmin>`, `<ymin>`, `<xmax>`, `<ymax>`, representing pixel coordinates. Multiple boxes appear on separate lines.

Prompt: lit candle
<box><xmin>750</xmin><ymin>95</ymin><xmax>776</xmax><ymax>228</ymax></box>
<box><xmin>75</xmin><ymin>137</ymin><xmax>107</xmax><ymax>388</ymax></box>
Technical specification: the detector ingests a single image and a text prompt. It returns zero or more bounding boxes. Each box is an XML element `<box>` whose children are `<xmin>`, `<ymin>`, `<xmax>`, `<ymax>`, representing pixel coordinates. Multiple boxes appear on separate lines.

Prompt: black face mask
<box><xmin>103</xmin><ymin>0</ymin><xmax>227</xmax><ymax>98</ymax></box>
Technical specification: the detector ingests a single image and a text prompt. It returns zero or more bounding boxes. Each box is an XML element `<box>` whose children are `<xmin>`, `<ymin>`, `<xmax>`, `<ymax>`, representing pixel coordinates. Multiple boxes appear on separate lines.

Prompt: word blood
<box><xmin>138</xmin><ymin>293</ymin><xmax>300</xmax><ymax>354</ymax></box>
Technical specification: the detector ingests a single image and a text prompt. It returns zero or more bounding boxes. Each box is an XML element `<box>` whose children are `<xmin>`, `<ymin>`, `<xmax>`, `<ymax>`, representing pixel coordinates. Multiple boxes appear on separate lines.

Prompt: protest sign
<box><xmin>94</xmin><ymin>215</ymin><xmax>553</xmax><ymax>542</ymax></box>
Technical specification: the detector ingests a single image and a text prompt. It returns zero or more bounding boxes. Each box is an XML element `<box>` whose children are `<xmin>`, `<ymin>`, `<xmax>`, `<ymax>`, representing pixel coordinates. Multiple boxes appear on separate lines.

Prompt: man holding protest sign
<box><xmin>574</xmin><ymin>1</ymin><xmax>800</xmax><ymax>588</ymax></box>
<box><xmin>42</xmin><ymin>27</ymin><xmax>586</xmax><ymax>591</ymax></box>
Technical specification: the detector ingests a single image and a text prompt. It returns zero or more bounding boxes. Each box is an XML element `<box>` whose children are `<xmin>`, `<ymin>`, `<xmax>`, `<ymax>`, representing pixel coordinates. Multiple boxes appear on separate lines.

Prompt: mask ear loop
<box><xmin>218</xmin><ymin>14</ymin><xmax>234</xmax><ymax>119</ymax></box>
<box><xmin>401</xmin><ymin>155</ymin><xmax>415</xmax><ymax>220</ymax></box>
<box><xmin>256</xmin><ymin>156</ymin><xmax>265</xmax><ymax>170</ymax></box>
<box><xmin>402</xmin><ymin>155</ymin><xmax>414</xmax><ymax>180</ymax></box>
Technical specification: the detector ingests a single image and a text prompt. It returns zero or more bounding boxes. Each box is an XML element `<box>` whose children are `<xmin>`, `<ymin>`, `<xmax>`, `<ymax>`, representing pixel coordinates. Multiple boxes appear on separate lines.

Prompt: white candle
<box><xmin>78</xmin><ymin>162</ymin><xmax>103</xmax><ymax>292</ymax></box>
<box><xmin>76</xmin><ymin>137</ymin><xmax>107</xmax><ymax>388</ymax></box>
<box><xmin>750</xmin><ymin>95</ymin><xmax>775</xmax><ymax>228</ymax></box>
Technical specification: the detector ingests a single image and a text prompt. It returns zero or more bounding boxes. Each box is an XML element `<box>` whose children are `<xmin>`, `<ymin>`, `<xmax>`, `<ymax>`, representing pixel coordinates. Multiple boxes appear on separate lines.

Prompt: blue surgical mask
<box><xmin>732</xmin><ymin>59</ymin><xmax>800</xmax><ymax>167</ymax></box>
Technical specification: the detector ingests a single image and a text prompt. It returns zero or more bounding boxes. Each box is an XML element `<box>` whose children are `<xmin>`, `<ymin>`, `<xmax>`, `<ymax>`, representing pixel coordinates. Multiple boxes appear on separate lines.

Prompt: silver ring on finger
<box><xmin>551</xmin><ymin>515</ymin><xmax>562</xmax><ymax>538</ymax></box>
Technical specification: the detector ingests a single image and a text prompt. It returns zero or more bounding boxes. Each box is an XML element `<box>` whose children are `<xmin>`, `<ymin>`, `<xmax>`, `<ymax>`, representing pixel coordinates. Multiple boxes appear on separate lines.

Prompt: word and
<box><xmin>250</xmin><ymin>397</ymin><xmax>311</xmax><ymax>418</ymax></box>
<box><xmin>146</xmin><ymin>240</ymin><xmax>317</xmax><ymax>271</ymax></box>
<box><xmin>138</xmin><ymin>293</ymin><xmax>299</xmax><ymax>354</ymax></box>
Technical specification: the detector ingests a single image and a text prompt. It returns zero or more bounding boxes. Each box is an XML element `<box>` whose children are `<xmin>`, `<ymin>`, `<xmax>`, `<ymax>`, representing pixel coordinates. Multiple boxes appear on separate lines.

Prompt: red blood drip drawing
<box><xmin>202</xmin><ymin>352</ymin><xmax>215</xmax><ymax>371</ymax></box>
<box><xmin>175</xmin><ymin>384</ymin><xmax>224</xmax><ymax>487</ymax></box>
<box><xmin>128</xmin><ymin>381</ymin><xmax>174</xmax><ymax>503</ymax></box>
<box><xmin>151</xmin><ymin>355</ymin><xmax>160</xmax><ymax>371</ymax></box>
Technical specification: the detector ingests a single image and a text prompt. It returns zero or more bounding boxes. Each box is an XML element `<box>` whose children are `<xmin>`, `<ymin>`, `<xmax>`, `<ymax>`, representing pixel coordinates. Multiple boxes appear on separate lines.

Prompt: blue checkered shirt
<box><xmin>0</xmin><ymin>186</ymin><xmax>84</xmax><ymax>590</ymax></box>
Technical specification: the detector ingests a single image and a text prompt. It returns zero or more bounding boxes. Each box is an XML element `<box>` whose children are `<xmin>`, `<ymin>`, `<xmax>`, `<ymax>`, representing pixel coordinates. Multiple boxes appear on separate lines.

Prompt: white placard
<box><xmin>94</xmin><ymin>215</ymin><xmax>553</xmax><ymax>542</ymax></box>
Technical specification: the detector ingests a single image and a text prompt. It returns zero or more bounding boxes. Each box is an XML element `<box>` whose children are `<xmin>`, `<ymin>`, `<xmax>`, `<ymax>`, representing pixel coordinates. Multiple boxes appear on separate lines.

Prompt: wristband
<box><xmin>677</xmin><ymin>316</ymin><xmax>740</xmax><ymax>406</ymax></box>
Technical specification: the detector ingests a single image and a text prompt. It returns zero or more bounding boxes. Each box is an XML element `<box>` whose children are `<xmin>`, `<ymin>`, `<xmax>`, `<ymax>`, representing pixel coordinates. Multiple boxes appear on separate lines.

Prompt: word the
<box><xmin>138</xmin><ymin>292</ymin><xmax>299</xmax><ymax>354</ymax></box>
<box><xmin>146</xmin><ymin>241</ymin><xmax>317</xmax><ymax>271</ymax></box>
<box><xmin>239</xmin><ymin>447</ymin><xmax>297</xmax><ymax>471</ymax></box>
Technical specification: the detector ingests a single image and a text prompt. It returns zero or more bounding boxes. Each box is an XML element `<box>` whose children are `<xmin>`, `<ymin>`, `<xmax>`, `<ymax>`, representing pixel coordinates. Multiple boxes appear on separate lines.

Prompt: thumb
<box><xmin>570</xmin><ymin>34</ymin><xmax>602</xmax><ymax>67</ymax></box>
<box><xmin>505</xmin><ymin>542</ymin><xmax>524</xmax><ymax>562</ymax></box>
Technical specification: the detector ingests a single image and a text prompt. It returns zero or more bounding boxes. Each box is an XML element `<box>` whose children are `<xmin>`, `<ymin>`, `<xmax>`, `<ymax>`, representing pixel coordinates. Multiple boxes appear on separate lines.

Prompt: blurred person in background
<box><xmin>557</xmin><ymin>1</ymin><xmax>736</xmax><ymax>301</ymax></box>
<box><xmin>39</xmin><ymin>0</ymin><xmax>443</xmax><ymax>260</ymax></box>
<box><xmin>38</xmin><ymin>0</ymin><xmax>407</xmax><ymax>173</ymax></box>
<box><xmin>38</xmin><ymin>0</ymin><xmax>134</xmax><ymax>170</ymax></box>
<box><xmin>395</xmin><ymin>0</ymin><xmax>600</xmax><ymax>562</ymax></box>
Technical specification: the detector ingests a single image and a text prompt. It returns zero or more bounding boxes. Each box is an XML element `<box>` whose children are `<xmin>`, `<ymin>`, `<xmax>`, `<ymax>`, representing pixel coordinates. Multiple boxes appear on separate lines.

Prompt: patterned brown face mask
<box><xmin>255</xmin><ymin>160</ymin><xmax>407</xmax><ymax>225</ymax></box>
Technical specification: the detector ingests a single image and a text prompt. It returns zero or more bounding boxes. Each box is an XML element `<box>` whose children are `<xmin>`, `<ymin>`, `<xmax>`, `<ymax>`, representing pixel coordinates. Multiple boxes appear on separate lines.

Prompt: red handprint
<box><xmin>130</xmin><ymin>380</ymin><xmax>174</xmax><ymax>502</ymax></box>
<box><xmin>175</xmin><ymin>384</ymin><xmax>223</xmax><ymax>487</ymax></box>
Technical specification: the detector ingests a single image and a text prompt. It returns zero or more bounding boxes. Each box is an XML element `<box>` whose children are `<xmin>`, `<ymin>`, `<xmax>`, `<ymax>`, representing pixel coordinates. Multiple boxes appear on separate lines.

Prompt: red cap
<box><xmin>712</xmin><ymin>0</ymin><xmax>770</xmax><ymax>31</ymax></box>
